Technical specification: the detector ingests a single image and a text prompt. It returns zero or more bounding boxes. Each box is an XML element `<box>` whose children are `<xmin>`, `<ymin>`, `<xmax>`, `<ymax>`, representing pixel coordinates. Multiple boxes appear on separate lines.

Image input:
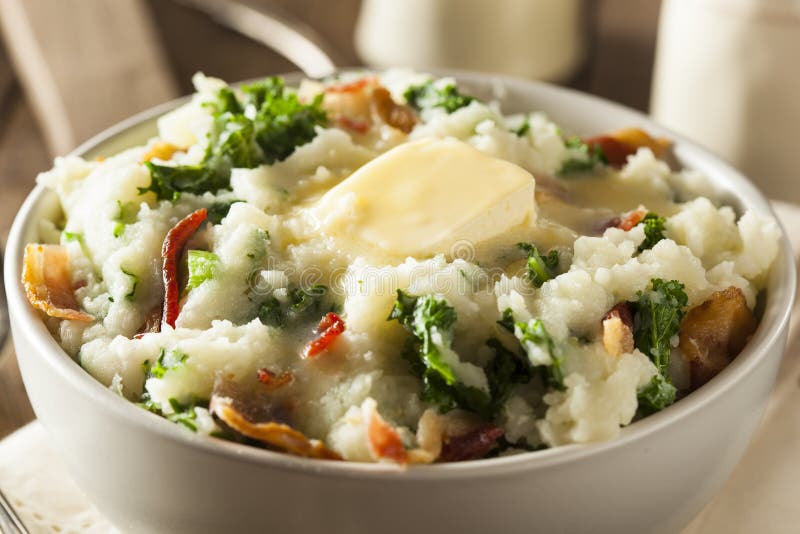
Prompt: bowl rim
<box><xmin>4</xmin><ymin>69</ymin><xmax>796</xmax><ymax>480</ymax></box>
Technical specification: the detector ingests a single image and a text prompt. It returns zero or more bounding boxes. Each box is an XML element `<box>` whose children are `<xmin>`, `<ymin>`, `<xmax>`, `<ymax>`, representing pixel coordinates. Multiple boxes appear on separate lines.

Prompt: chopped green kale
<box><xmin>389</xmin><ymin>290</ymin><xmax>492</xmax><ymax>417</ymax></box>
<box><xmin>512</xmin><ymin>318</ymin><xmax>565</xmax><ymax>391</ymax></box>
<box><xmin>206</xmin><ymin>200</ymin><xmax>243</xmax><ymax>224</ymax></box>
<box><xmin>514</xmin><ymin>118</ymin><xmax>530</xmax><ymax>137</ymax></box>
<box><xmin>517</xmin><ymin>243</ymin><xmax>559</xmax><ymax>287</ymax></box>
<box><xmin>631</xmin><ymin>278</ymin><xmax>687</xmax><ymax>412</ymax></box>
<box><xmin>148</xmin><ymin>348</ymin><xmax>189</xmax><ymax>379</ymax></box>
<box><xmin>120</xmin><ymin>267</ymin><xmax>139</xmax><ymax>301</ymax></box>
<box><xmin>137</xmin><ymin>396</ymin><xmax>206</xmax><ymax>432</ymax></box>
<box><xmin>112</xmin><ymin>200</ymin><xmax>138</xmax><ymax>238</ymax></box>
<box><xmin>559</xmin><ymin>136</ymin><xmax>607</xmax><ymax>175</ymax></box>
<box><xmin>187</xmin><ymin>250</ymin><xmax>220</xmax><ymax>289</ymax></box>
<box><xmin>637</xmin><ymin>212</ymin><xmax>667</xmax><ymax>252</ymax></box>
<box><xmin>637</xmin><ymin>374</ymin><xmax>676</xmax><ymax>415</ymax></box>
<box><xmin>403</xmin><ymin>80</ymin><xmax>477</xmax><ymax>113</ymax></box>
<box><xmin>485</xmin><ymin>338</ymin><xmax>533</xmax><ymax>410</ymax></box>
<box><xmin>139</xmin><ymin>77</ymin><xmax>327</xmax><ymax>201</ymax></box>
<box><xmin>256</xmin><ymin>284</ymin><xmax>333</xmax><ymax>328</ymax></box>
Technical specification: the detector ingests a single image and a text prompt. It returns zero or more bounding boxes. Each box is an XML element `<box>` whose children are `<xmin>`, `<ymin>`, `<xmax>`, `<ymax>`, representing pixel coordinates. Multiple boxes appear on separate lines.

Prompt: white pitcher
<box><xmin>651</xmin><ymin>0</ymin><xmax>800</xmax><ymax>200</ymax></box>
<box><xmin>355</xmin><ymin>0</ymin><xmax>587</xmax><ymax>82</ymax></box>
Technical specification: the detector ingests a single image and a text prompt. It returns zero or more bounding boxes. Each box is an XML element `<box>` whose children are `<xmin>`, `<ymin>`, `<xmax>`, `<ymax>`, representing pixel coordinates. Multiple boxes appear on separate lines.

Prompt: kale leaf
<box><xmin>631</xmin><ymin>278</ymin><xmax>687</xmax><ymax>412</ymax></box>
<box><xmin>517</xmin><ymin>243</ymin><xmax>559</xmax><ymax>287</ymax></box>
<box><xmin>498</xmin><ymin>308</ymin><xmax>564</xmax><ymax>391</ymax></box>
<box><xmin>187</xmin><ymin>250</ymin><xmax>220</xmax><ymax>289</ymax></box>
<box><xmin>139</xmin><ymin>77</ymin><xmax>327</xmax><ymax>201</ymax></box>
<box><xmin>485</xmin><ymin>338</ymin><xmax>533</xmax><ymax>410</ymax></box>
<box><xmin>256</xmin><ymin>284</ymin><xmax>333</xmax><ymax>328</ymax></box>
<box><xmin>559</xmin><ymin>136</ymin><xmax>607</xmax><ymax>175</ymax></box>
<box><xmin>514</xmin><ymin>118</ymin><xmax>530</xmax><ymax>137</ymax></box>
<box><xmin>513</xmin><ymin>318</ymin><xmax>565</xmax><ymax>390</ymax></box>
<box><xmin>389</xmin><ymin>290</ymin><xmax>492</xmax><ymax>417</ymax></box>
<box><xmin>120</xmin><ymin>267</ymin><xmax>139</xmax><ymax>301</ymax></box>
<box><xmin>403</xmin><ymin>80</ymin><xmax>477</xmax><ymax>113</ymax></box>
<box><xmin>206</xmin><ymin>200</ymin><xmax>243</xmax><ymax>225</ymax></box>
<box><xmin>148</xmin><ymin>348</ymin><xmax>189</xmax><ymax>379</ymax></box>
<box><xmin>637</xmin><ymin>212</ymin><xmax>667</xmax><ymax>252</ymax></box>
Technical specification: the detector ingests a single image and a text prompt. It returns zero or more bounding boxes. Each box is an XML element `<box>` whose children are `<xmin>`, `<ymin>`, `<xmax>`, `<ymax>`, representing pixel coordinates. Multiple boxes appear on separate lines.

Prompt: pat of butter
<box><xmin>315</xmin><ymin>137</ymin><xmax>536</xmax><ymax>256</ymax></box>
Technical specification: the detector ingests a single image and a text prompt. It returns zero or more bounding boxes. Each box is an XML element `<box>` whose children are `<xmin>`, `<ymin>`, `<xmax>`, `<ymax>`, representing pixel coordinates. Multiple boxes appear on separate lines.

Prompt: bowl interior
<box><xmin>3</xmin><ymin>70</ymin><xmax>796</xmax><ymax>478</ymax></box>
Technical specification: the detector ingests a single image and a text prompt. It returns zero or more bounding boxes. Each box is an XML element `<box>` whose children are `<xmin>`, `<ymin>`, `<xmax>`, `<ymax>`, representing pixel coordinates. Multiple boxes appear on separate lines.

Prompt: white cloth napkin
<box><xmin>1</xmin><ymin>203</ymin><xmax>798</xmax><ymax>534</ymax></box>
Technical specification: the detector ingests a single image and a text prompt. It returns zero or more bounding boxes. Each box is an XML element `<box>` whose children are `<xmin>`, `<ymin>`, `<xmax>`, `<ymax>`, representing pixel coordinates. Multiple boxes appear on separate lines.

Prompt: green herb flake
<box><xmin>637</xmin><ymin>212</ymin><xmax>667</xmax><ymax>252</ymax></box>
<box><xmin>517</xmin><ymin>243</ymin><xmax>559</xmax><ymax>287</ymax></box>
<box><xmin>120</xmin><ymin>267</ymin><xmax>139</xmax><ymax>301</ymax></box>
<box><xmin>514</xmin><ymin>118</ymin><xmax>530</xmax><ymax>137</ymax></box>
<box><xmin>512</xmin><ymin>317</ymin><xmax>565</xmax><ymax>391</ymax></box>
<box><xmin>256</xmin><ymin>284</ymin><xmax>332</xmax><ymax>328</ymax></box>
<box><xmin>206</xmin><ymin>200</ymin><xmax>243</xmax><ymax>225</ymax></box>
<box><xmin>558</xmin><ymin>136</ymin><xmax>607</xmax><ymax>175</ymax></box>
<box><xmin>187</xmin><ymin>250</ymin><xmax>220</xmax><ymax>289</ymax></box>
<box><xmin>112</xmin><ymin>200</ymin><xmax>138</xmax><ymax>238</ymax></box>
<box><xmin>148</xmin><ymin>348</ymin><xmax>189</xmax><ymax>379</ymax></box>
<box><xmin>403</xmin><ymin>80</ymin><xmax>477</xmax><ymax>114</ymax></box>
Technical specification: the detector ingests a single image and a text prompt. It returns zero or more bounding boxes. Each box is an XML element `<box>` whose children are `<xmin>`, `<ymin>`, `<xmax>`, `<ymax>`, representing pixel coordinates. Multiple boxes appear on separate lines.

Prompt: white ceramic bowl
<box><xmin>4</xmin><ymin>71</ymin><xmax>795</xmax><ymax>534</ymax></box>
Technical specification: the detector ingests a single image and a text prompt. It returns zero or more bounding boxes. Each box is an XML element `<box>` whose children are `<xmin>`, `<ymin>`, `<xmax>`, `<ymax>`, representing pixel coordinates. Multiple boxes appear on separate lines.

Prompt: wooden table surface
<box><xmin>0</xmin><ymin>0</ymin><xmax>662</xmax><ymax>439</ymax></box>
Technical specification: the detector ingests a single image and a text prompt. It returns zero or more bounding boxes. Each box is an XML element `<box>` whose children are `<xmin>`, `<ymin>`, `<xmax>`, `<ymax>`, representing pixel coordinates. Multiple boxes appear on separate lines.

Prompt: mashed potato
<box><xmin>27</xmin><ymin>71</ymin><xmax>779</xmax><ymax>463</ymax></box>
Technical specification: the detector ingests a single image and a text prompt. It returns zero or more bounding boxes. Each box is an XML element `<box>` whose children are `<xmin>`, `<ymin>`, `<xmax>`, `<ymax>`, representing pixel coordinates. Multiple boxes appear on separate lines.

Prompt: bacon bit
<box><xmin>602</xmin><ymin>303</ymin><xmax>634</xmax><ymax>357</ymax></box>
<box><xmin>337</xmin><ymin>116</ymin><xmax>371</xmax><ymax>134</ymax></box>
<box><xmin>324</xmin><ymin>76</ymin><xmax>377</xmax><ymax>94</ymax></box>
<box><xmin>364</xmin><ymin>399</ymin><xmax>408</xmax><ymax>464</ymax></box>
<box><xmin>210</xmin><ymin>396</ymin><xmax>341</xmax><ymax>460</ymax></box>
<box><xmin>256</xmin><ymin>368</ymin><xmax>294</xmax><ymax>390</ymax></box>
<box><xmin>22</xmin><ymin>244</ymin><xmax>93</xmax><ymax>322</ymax></box>
<box><xmin>406</xmin><ymin>409</ymin><xmax>445</xmax><ymax>464</ymax></box>
<box><xmin>371</xmin><ymin>87</ymin><xmax>417</xmax><ymax>133</ymax></box>
<box><xmin>161</xmin><ymin>208</ymin><xmax>207</xmax><ymax>328</ymax></box>
<box><xmin>617</xmin><ymin>208</ymin><xmax>647</xmax><ymax>231</ymax></box>
<box><xmin>303</xmin><ymin>312</ymin><xmax>346</xmax><ymax>358</ymax></box>
<box><xmin>584</xmin><ymin>128</ymin><xmax>671</xmax><ymax>168</ymax></box>
<box><xmin>141</xmin><ymin>141</ymin><xmax>181</xmax><ymax>163</ymax></box>
<box><xmin>134</xmin><ymin>305</ymin><xmax>163</xmax><ymax>339</ymax></box>
<box><xmin>679</xmin><ymin>286</ymin><xmax>757</xmax><ymax>389</ymax></box>
<box><xmin>439</xmin><ymin>425</ymin><xmax>504</xmax><ymax>462</ymax></box>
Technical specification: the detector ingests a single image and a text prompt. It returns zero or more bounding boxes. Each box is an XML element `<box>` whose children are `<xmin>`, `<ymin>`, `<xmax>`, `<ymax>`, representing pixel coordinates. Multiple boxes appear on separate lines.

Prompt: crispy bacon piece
<box><xmin>337</xmin><ymin>116</ymin><xmax>370</xmax><ymax>134</ymax></box>
<box><xmin>584</xmin><ymin>128</ymin><xmax>671</xmax><ymax>168</ymax></box>
<box><xmin>22</xmin><ymin>244</ymin><xmax>93</xmax><ymax>321</ymax></box>
<box><xmin>161</xmin><ymin>208</ymin><xmax>207</xmax><ymax>328</ymax></box>
<box><xmin>406</xmin><ymin>409</ymin><xmax>445</xmax><ymax>464</ymax></box>
<box><xmin>323</xmin><ymin>77</ymin><xmax>417</xmax><ymax>135</ymax></box>
<box><xmin>324</xmin><ymin>76</ymin><xmax>377</xmax><ymax>94</ymax></box>
<box><xmin>371</xmin><ymin>87</ymin><xmax>417</xmax><ymax>133</ymax></box>
<box><xmin>141</xmin><ymin>141</ymin><xmax>181</xmax><ymax>163</ymax></box>
<box><xmin>303</xmin><ymin>312</ymin><xmax>346</xmax><ymax>358</ymax></box>
<box><xmin>679</xmin><ymin>286</ymin><xmax>757</xmax><ymax>389</ymax></box>
<box><xmin>365</xmin><ymin>400</ymin><xmax>408</xmax><ymax>465</ymax></box>
<box><xmin>438</xmin><ymin>425</ymin><xmax>504</xmax><ymax>462</ymax></box>
<box><xmin>595</xmin><ymin>208</ymin><xmax>647</xmax><ymax>235</ymax></box>
<box><xmin>256</xmin><ymin>368</ymin><xmax>294</xmax><ymax>390</ymax></box>
<box><xmin>617</xmin><ymin>208</ymin><xmax>647</xmax><ymax>231</ymax></box>
<box><xmin>133</xmin><ymin>305</ymin><xmax>163</xmax><ymax>339</ymax></box>
<box><xmin>210</xmin><ymin>396</ymin><xmax>341</xmax><ymax>460</ymax></box>
<box><xmin>602</xmin><ymin>303</ymin><xmax>634</xmax><ymax>357</ymax></box>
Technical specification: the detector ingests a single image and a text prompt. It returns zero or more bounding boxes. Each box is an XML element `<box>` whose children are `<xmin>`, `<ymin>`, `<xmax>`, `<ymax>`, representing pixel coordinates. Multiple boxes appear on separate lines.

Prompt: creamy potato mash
<box><xmin>25</xmin><ymin>71</ymin><xmax>779</xmax><ymax>463</ymax></box>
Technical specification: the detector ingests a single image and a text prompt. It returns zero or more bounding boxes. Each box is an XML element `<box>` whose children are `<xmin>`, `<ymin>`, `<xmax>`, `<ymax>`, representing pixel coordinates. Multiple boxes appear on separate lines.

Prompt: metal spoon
<box><xmin>173</xmin><ymin>0</ymin><xmax>339</xmax><ymax>78</ymax></box>
<box><xmin>0</xmin><ymin>486</ymin><xmax>29</xmax><ymax>534</ymax></box>
<box><xmin>0</xmin><ymin>250</ymin><xmax>8</xmax><ymax>353</ymax></box>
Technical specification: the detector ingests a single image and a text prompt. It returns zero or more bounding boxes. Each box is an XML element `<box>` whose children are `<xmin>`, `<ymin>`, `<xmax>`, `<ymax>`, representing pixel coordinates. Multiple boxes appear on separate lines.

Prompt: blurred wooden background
<box><xmin>0</xmin><ymin>0</ymin><xmax>662</xmax><ymax>439</ymax></box>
